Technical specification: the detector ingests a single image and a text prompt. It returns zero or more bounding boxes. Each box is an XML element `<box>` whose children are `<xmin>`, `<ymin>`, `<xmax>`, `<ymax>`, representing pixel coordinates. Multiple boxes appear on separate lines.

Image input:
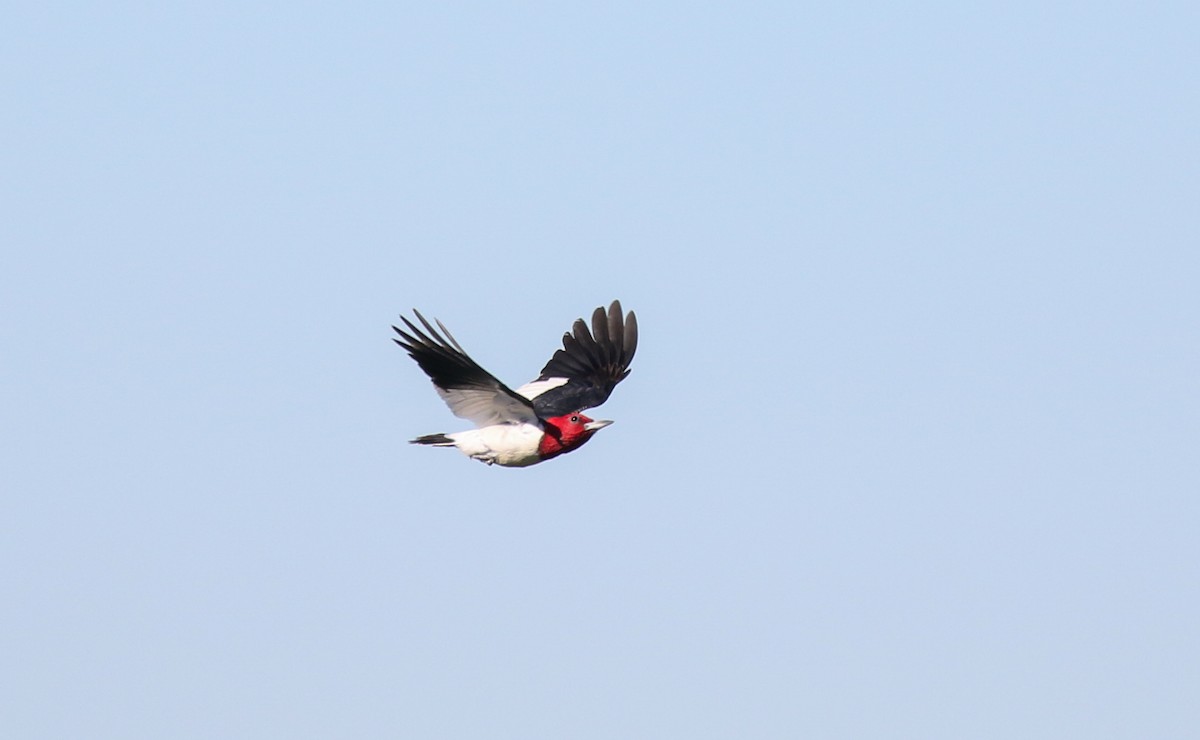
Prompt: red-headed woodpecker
<box><xmin>392</xmin><ymin>301</ymin><xmax>638</xmax><ymax>467</ymax></box>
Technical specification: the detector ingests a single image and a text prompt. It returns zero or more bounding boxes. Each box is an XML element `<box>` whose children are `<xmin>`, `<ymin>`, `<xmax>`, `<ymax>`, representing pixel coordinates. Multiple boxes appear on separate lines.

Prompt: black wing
<box><xmin>518</xmin><ymin>300</ymin><xmax>638</xmax><ymax>417</ymax></box>
<box><xmin>393</xmin><ymin>310</ymin><xmax>541</xmax><ymax>428</ymax></box>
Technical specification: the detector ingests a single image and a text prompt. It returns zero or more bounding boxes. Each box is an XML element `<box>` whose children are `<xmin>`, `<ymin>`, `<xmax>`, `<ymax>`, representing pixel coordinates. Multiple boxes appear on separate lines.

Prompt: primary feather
<box><xmin>391</xmin><ymin>311</ymin><xmax>540</xmax><ymax>428</ymax></box>
<box><xmin>519</xmin><ymin>300</ymin><xmax>638</xmax><ymax>417</ymax></box>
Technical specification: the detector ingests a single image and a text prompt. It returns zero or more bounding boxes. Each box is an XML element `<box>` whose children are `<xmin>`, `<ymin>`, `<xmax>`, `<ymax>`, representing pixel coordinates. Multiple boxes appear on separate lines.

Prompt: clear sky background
<box><xmin>3</xmin><ymin>3</ymin><xmax>1198</xmax><ymax>738</ymax></box>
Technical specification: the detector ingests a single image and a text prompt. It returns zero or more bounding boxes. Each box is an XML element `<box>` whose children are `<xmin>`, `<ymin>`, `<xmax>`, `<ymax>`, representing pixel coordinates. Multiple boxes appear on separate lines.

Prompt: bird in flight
<box><xmin>392</xmin><ymin>301</ymin><xmax>638</xmax><ymax>467</ymax></box>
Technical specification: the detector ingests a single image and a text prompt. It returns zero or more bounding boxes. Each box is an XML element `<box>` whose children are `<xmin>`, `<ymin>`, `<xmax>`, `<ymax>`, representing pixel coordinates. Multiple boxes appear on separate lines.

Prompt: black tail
<box><xmin>411</xmin><ymin>433</ymin><xmax>454</xmax><ymax>446</ymax></box>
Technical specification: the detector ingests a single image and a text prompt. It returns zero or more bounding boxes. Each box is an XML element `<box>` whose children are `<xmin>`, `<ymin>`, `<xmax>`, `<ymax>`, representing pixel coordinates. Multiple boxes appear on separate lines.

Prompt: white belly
<box><xmin>448</xmin><ymin>423</ymin><xmax>545</xmax><ymax>467</ymax></box>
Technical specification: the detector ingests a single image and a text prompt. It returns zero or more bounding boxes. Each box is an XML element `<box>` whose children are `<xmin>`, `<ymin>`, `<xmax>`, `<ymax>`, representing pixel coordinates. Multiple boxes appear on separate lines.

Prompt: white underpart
<box><xmin>437</xmin><ymin>387</ymin><xmax>540</xmax><ymax>427</ymax></box>
<box><xmin>445</xmin><ymin>423</ymin><xmax>546</xmax><ymax>467</ymax></box>
<box><xmin>515</xmin><ymin>376</ymin><xmax>569</xmax><ymax>401</ymax></box>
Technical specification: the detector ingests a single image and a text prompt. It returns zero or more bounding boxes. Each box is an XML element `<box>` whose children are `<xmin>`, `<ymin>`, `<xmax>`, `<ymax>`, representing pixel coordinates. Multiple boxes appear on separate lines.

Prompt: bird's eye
<box><xmin>570</xmin><ymin>415</ymin><xmax>579</xmax><ymax>423</ymax></box>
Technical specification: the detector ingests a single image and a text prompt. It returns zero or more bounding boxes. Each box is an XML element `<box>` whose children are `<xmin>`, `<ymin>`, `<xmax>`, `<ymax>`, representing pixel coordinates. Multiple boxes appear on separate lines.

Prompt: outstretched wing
<box><xmin>393</xmin><ymin>310</ymin><xmax>541</xmax><ymax>428</ymax></box>
<box><xmin>517</xmin><ymin>300</ymin><xmax>638</xmax><ymax>417</ymax></box>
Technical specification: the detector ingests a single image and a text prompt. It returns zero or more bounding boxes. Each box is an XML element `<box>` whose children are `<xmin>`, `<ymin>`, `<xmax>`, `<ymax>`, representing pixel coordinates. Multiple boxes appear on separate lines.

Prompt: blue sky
<box><xmin>3</xmin><ymin>3</ymin><xmax>1198</xmax><ymax>738</ymax></box>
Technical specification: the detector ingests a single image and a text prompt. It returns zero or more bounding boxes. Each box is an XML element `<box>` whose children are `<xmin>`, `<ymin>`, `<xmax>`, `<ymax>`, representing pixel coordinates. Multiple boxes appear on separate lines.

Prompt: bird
<box><xmin>392</xmin><ymin>300</ymin><xmax>638</xmax><ymax>467</ymax></box>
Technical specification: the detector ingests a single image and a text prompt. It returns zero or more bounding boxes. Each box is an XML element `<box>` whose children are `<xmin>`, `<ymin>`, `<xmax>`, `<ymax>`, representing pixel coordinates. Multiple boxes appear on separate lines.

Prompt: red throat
<box><xmin>537</xmin><ymin>413</ymin><xmax>598</xmax><ymax>460</ymax></box>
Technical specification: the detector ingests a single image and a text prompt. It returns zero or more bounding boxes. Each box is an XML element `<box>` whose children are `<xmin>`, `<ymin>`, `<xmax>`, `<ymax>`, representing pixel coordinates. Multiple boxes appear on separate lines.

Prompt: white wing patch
<box><xmin>437</xmin><ymin>387</ymin><xmax>541</xmax><ymax>428</ymax></box>
<box><xmin>515</xmin><ymin>377</ymin><xmax>569</xmax><ymax>401</ymax></box>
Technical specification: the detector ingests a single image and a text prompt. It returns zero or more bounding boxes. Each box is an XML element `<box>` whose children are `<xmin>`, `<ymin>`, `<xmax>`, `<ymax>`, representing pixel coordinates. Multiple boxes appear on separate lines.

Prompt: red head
<box><xmin>537</xmin><ymin>413</ymin><xmax>614</xmax><ymax>460</ymax></box>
